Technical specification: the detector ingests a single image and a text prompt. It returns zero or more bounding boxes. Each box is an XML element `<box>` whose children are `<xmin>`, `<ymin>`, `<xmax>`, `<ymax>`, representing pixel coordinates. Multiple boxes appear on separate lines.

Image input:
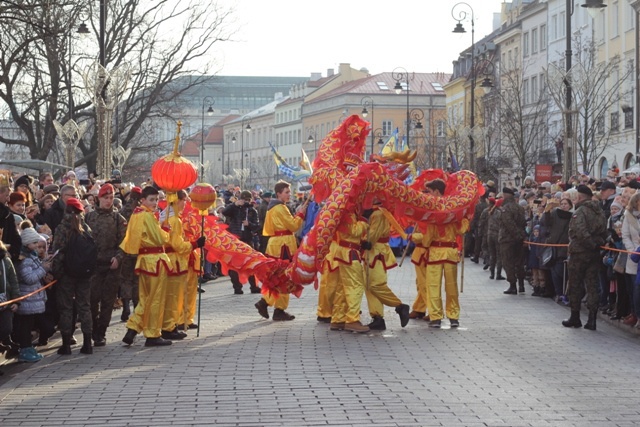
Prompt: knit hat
<box><xmin>577</xmin><ymin>185</ymin><xmax>593</xmax><ymax>197</ymax></box>
<box><xmin>8</xmin><ymin>191</ymin><xmax>26</xmax><ymax>205</ymax></box>
<box><xmin>98</xmin><ymin>183</ymin><xmax>114</xmax><ymax>198</ymax></box>
<box><xmin>66</xmin><ymin>197</ymin><xmax>84</xmax><ymax>212</ymax></box>
<box><xmin>519</xmin><ymin>199</ymin><xmax>528</xmax><ymax>207</ymax></box>
<box><xmin>14</xmin><ymin>175</ymin><xmax>33</xmax><ymax>190</ymax></box>
<box><xmin>240</xmin><ymin>190</ymin><xmax>252</xmax><ymax>201</ymax></box>
<box><xmin>502</xmin><ymin>187</ymin><xmax>515</xmax><ymax>195</ymax></box>
<box><xmin>21</xmin><ymin>227</ymin><xmax>45</xmax><ymax>246</ymax></box>
<box><xmin>611</xmin><ymin>200</ymin><xmax>624</xmax><ymax>212</ymax></box>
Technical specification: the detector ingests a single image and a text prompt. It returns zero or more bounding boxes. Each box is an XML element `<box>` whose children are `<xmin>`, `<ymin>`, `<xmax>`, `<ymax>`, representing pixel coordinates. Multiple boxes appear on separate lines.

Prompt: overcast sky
<box><xmin>211</xmin><ymin>0</ymin><xmax>508</xmax><ymax>77</ymax></box>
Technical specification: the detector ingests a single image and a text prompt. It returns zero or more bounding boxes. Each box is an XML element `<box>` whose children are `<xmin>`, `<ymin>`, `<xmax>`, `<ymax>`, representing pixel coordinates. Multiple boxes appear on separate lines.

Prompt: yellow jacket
<box><xmin>263</xmin><ymin>202</ymin><xmax>303</xmax><ymax>259</ymax></box>
<box><xmin>120</xmin><ymin>206</ymin><xmax>171</xmax><ymax>275</ymax></box>
<box><xmin>325</xmin><ymin>213</ymin><xmax>367</xmax><ymax>271</ymax></box>
<box><xmin>366</xmin><ymin>208</ymin><xmax>396</xmax><ymax>269</ymax></box>
<box><xmin>411</xmin><ymin>223</ymin><xmax>429</xmax><ymax>266</ymax></box>
<box><xmin>165</xmin><ymin>215</ymin><xmax>194</xmax><ymax>275</ymax></box>
<box><xmin>412</xmin><ymin>219</ymin><xmax>469</xmax><ymax>265</ymax></box>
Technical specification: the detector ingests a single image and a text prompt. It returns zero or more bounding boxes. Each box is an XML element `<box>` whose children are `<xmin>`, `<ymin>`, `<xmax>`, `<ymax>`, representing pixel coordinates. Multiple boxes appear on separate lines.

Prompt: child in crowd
<box><xmin>13</xmin><ymin>227</ymin><xmax>50</xmax><ymax>362</ymax></box>
<box><xmin>528</xmin><ymin>225</ymin><xmax>546</xmax><ymax>297</ymax></box>
<box><xmin>0</xmin><ymin>240</ymin><xmax>20</xmax><ymax>357</ymax></box>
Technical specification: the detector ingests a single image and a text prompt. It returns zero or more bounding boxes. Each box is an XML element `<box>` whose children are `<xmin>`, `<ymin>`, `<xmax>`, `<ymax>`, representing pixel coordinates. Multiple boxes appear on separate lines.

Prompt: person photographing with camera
<box><xmin>222</xmin><ymin>190</ymin><xmax>260</xmax><ymax>295</ymax></box>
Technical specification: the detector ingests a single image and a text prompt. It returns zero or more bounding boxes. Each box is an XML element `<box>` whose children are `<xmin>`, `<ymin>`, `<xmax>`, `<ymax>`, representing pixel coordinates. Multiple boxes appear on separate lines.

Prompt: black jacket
<box><xmin>42</xmin><ymin>198</ymin><xmax>66</xmax><ymax>236</ymax></box>
<box><xmin>222</xmin><ymin>202</ymin><xmax>259</xmax><ymax>244</ymax></box>
<box><xmin>0</xmin><ymin>203</ymin><xmax>21</xmax><ymax>262</ymax></box>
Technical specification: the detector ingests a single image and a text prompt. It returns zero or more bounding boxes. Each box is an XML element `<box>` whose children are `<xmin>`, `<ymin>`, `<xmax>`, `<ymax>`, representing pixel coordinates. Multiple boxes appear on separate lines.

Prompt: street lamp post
<box><xmin>373</xmin><ymin>128</ymin><xmax>385</xmax><ymax>153</ymax></box>
<box><xmin>360</xmin><ymin>96</ymin><xmax>374</xmax><ymax>159</ymax></box>
<box><xmin>392</xmin><ymin>68</ymin><xmax>411</xmax><ymax>150</ymax></box>
<box><xmin>201</xmin><ymin>97</ymin><xmax>214</xmax><ymax>182</ymax></box>
<box><xmin>307</xmin><ymin>129</ymin><xmax>317</xmax><ymax>160</ymax></box>
<box><xmin>452</xmin><ymin>2</ymin><xmax>475</xmax><ymax>171</ymax></box>
<box><xmin>240</xmin><ymin>115</ymin><xmax>252</xmax><ymax>172</ymax></box>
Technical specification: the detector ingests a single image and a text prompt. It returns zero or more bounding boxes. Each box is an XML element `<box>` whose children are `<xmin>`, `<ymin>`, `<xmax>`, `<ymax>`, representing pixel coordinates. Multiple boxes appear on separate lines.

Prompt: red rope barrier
<box><xmin>0</xmin><ymin>280</ymin><xmax>57</xmax><ymax>308</ymax></box>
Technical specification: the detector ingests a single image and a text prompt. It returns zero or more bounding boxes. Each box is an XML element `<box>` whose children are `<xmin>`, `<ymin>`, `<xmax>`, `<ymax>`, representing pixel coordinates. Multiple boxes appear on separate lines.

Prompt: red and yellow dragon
<box><xmin>183</xmin><ymin>115</ymin><xmax>483</xmax><ymax>296</ymax></box>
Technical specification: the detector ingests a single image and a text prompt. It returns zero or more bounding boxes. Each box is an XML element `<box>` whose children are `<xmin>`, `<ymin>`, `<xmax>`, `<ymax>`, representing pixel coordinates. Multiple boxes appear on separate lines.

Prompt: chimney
<box><xmin>310</xmin><ymin>72</ymin><xmax>321</xmax><ymax>81</ymax></box>
<box><xmin>327</xmin><ymin>68</ymin><xmax>335</xmax><ymax>77</ymax></box>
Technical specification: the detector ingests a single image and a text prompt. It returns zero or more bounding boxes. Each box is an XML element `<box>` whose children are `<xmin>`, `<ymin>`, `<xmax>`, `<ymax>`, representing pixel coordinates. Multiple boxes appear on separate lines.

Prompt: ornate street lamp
<box><xmin>200</xmin><ymin>97</ymin><xmax>214</xmax><ymax>182</ymax></box>
<box><xmin>452</xmin><ymin>2</ymin><xmax>476</xmax><ymax>171</ymax></box>
<box><xmin>392</xmin><ymin>67</ymin><xmax>412</xmax><ymax>150</ymax></box>
<box><xmin>360</xmin><ymin>96</ymin><xmax>374</xmax><ymax>159</ymax></box>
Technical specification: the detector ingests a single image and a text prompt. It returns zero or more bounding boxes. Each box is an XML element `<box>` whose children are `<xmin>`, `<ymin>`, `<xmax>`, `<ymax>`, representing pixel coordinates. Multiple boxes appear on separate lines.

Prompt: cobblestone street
<box><xmin>1</xmin><ymin>261</ymin><xmax>639</xmax><ymax>426</ymax></box>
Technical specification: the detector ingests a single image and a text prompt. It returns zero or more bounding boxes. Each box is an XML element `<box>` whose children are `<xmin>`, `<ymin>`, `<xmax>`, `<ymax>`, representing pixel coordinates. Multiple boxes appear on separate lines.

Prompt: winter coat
<box><xmin>0</xmin><ymin>203</ymin><xmax>22</xmax><ymax>262</ymax></box>
<box><xmin>622</xmin><ymin>209</ymin><xmax>640</xmax><ymax>275</ymax></box>
<box><xmin>15</xmin><ymin>249</ymin><xmax>47</xmax><ymax>315</ymax></box>
<box><xmin>222</xmin><ymin>202</ymin><xmax>259</xmax><ymax>244</ymax></box>
<box><xmin>42</xmin><ymin>198</ymin><xmax>66</xmax><ymax>237</ymax></box>
<box><xmin>0</xmin><ymin>256</ymin><xmax>20</xmax><ymax>310</ymax></box>
<box><xmin>51</xmin><ymin>212</ymin><xmax>92</xmax><ymax>279</ymax></box>
<box><xmin>541</xmin><ymin>208</ymin><xmax>572</xmax><ymax>261</ymax></box>
<box><xmin>498</xmin><ymin>197</ymin><xmax>527</xmax><ymax>244</ymax></box>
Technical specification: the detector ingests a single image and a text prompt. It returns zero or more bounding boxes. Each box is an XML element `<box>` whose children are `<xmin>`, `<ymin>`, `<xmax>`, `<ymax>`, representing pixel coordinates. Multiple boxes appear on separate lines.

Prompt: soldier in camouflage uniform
<box><xmin>85</xmin><ymin>184</ymin><xmax>128</xmax><ymax>346</ymax></box>
<box><xmin>562</xmin><ymin>185</ymin><xmax>608</xmax><ymax>330</ymax></box>
<box><xmin>470</xmin><ymin>194</ymin><xmax>488</xmax><ymax>263</ymax></box>
<box><xmin>487</xmin><ymin>198</ymin><xmax>504</xmax><ymax>280</ymax></box>
<box><xmin>478</xmin><ymin>197</ymin><xmax>492</xmax><ymax>268</ymax></box>
<box><xmin>118</xmin><ymin>187</ymin><xmax>142</xmax><ymax>321</ymax></box>
<box><xmin>498</xmin><ymin>187</ymin><xmax>527</xmax><ymax>294</ymax></box>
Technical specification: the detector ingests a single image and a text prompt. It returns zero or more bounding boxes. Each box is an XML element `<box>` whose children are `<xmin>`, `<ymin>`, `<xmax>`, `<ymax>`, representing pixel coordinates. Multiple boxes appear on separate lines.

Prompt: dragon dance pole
<box><xmin>197</xmin><ymin>213</ymin><xmax>205</xmax><ymax>337</ymax></box>
<box><xmin>460</xmin><ymin>235</ymin><xmax>465</xmax><ymax>293</ymax></box>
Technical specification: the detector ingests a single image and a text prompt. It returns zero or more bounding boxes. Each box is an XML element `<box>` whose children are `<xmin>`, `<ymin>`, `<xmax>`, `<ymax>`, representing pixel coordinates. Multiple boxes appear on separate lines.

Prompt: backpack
<box><xmin>63</xmin><ymin>231</ymin><xmax>97</xmax><ymax>278</ymax></box>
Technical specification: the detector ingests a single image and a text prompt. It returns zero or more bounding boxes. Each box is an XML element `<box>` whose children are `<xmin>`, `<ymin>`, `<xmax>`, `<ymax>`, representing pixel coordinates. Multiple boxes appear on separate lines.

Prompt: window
<box><xmin>624</xmin><ymin>107</ymin><xmax>634</xmax><ymax>129</ymax></box>
<box><xmin>437</xmin><ymin>121</ymin><xmax>445</xmax><ymax>137</ymax></box>
<box><xmin>376</xmin><ymin>82</ymin><xmax>389</xmax><ymax>90</ymax></box>
<box><xmin>514</xmin><ymin>47</ymin><xmax>519</xmax><ymax>66</ymax></box>
<box><xmin>382</xmin><ymin>120</ymin><xmax>392</xmax><ymax>135</ymax></box>
<box><xmin>626</xmin><ymin>4</ymin><xmax>635</xmax><ymax>31</ymax></box>
<box><xmin>531</xmin><ymin>28</ymin><xmax>538</xmax><ymax>54</ymax></box>
<box><xmin>611</xmin><ymin>112</ymin><xmax>620</xmax><ymax>132</ymax></box>
<box><xmin>531</xmin><ymin>76</ymin><xmax>538</xmax><ymax>102</ymax></box>
<box><xmin>540</xmin><ymin>24</ymin><xmax>547</xmax><ymax>50</ymax></box>
<box><xmin>560</xmin><ymin>11</ymin><xmax>566</xmax><ymax>37</ymax></box>
<box><xmin>523</xmin><ymin>32</ymin><xmax>529</xmax><ymax>57</ymax></box>
<box><xmin>551</xmin><ymin>15</ymin><xmax>558</xmax><ymax>40</ymax></box>
<box><xmin>539</xmin><ymin>73</ymin><xmax>546</xmax><ymax>99</ymax></box>
<box><xmin>523</xmin><ymin>78</ymin><xmax>529</xmax><ymax>104</ymax></box>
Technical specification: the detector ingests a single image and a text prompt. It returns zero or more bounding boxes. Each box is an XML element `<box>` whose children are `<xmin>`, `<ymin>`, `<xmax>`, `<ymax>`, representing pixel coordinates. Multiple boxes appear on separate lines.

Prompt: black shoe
<box><xmin>495</xmin><ymin>275</ymin><xmax>505</xmax><ymax>280</ymax></box>
<box><xmin>367</xmin><ymin>316</ymin><xmax>386</xmax><ymax>330</ymax></box>
<box><xmin>122</xmin><ymin>328</ymin><xmax>138</xmax><ymax>346</ymax></box>
<box><xmin>489</xmin><ymin>274</ymin><xmax>495</xmax><ymax>280</ymax></box>
<box><xmin>429</xmin><ymin>319</ymin><xmax>442</xmax><ymax>328</ymax></box>
<box><xmin>144</xmin><ymin>337</ymin><xmax>172</xmax><ymax>347</ymax></box>
<box><xmin>449</xmin><ymin>319</ymin><xmax>459</xmax><ymax>328</ymax></box>
<box><xmin>69</xmin><ymin>335</ymin><xmax>77</xmax><ymax>345</ymax></box>
<box><xmin>395</xmin><ymin>303</ymin><xmax>410</xmax><ymax>328</ymax></box>
<box><xmin>250</xmin><ymin>287</ymin><xmax>261</xmax><ymax>294</ymax></box>
<box><xmin>470</xmin><ymin>257</ymin><xmax>479</xmax><ymax>264</ymax></box>
<box><xmin>187</xmin><ymin>323</ymin><xmax>198</xmax><ymax>330</ymax></box>
<box><xmin>584</xmin><ymin>310</ymin><xmax>597</xmax><ymax>331</ymax></box>
<box><xmin>483</xmin><ymin>264</ymin><xmax>490</xmax><ymax>270</ymax></box>
<box><xmin>198</xmin><ymin>287</ymin><xmax>205</xmax><ymax>294</ymax></box>
<box><xmin>272</xmin><ymin>308</ymin><xmax>295</xmax><ymax>321</ymax></box>
<box><xmin>80</xmin><ymin>333</ymin><xmax>93</xmax><ymax>355</ymax></box>
<box><xmin>255</xmin><ymin>298</ymin><xmax>269</xmax><ymax>319</ymax></box>
<box><xmin>202</xmin><ymin>273</ymin><xmax>215</xmax><ymax>282</ymax></box>
<box><xmin>503</xmin><ymin>285</ymin><xmax>517</xmax><ymax>295</ymax></box>
<box><xmin>161</xmin><ymin>329</ymin><xmax>187</xmax><ymax>340</ymax></box>
<box><xmin>317</xmin><ymin>316</ymin><xmax>331</xmax><ymax>323</ymax></box>
<box><xmin>234</xmin><ymin>290</ymin><xmax>244</xmax><ymax>295</ymax></box>
<box><xmin>562</xmin><ymin>311</ymin><xmax>582</xmax><ymax>328</ymax></box>
<box><xmin>531</xmin><ymin>287</ymin><xmax>543</xmax><ymax>297</ymax></box>
<box><xmin>93</xmin><ymin>337</ymin><xmax>106</xmax><ymax>347</ymax></box>
<box><xmin>57</xmin><ymin>334</ymin><xmax>72</xmax><ymax>355</ymax></box>
<box><xmin>518</xmin><ymin>284</ymin><xmax>526</xmax><ymax>294</ymax></box>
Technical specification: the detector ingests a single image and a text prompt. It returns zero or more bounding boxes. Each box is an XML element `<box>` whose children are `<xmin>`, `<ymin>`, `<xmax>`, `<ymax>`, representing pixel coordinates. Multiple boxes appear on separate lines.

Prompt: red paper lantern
<box><xmin>151</xmin><ymin>122</ymin><xmax>198</xmax><ymax>193</ymax></box>
<box><xmin>190</xmin><ymin>183</ymin><xmax>217</xmax><ymax>212</ymax></box>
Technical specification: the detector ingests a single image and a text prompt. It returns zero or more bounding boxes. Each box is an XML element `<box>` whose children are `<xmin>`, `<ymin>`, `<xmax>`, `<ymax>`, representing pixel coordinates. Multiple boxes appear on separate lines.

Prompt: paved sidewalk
<box><xmin>1</xmin><ymin>260</ymin><xmax>640</xmax><ymax>426</ymax></box>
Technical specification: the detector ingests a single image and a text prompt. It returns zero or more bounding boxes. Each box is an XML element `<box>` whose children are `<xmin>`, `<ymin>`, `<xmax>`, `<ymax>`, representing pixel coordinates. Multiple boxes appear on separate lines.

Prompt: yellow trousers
<box><xmin>179</xmin><ymin>268</ymin><xmax>199</xmax><ymax>326</ymax></box>
<box><xmin>318</xmin><ymin>266</ymin><xmax>339</xmax><ymax>319</ymax></box>
<box><xmin>264</xmin><ymin>292</ymin><xmax>289</xmax><ymax>310</ymax></box>
<box><xmin>126</xmin><ymin>268</ymin><xmax>169</xmax><ymax>339</ymax></box>
<box><xmin>426</xmin><ymin>262</ymin><xmax>459</xmax><ymax>321</ymax></box>
<box><xmin>162</xmin><ymin>273</ymin><xmax>187</xmax><ymax>332</ymax></box>
<box><xmin>411</xmin><ymin>264</ymin><xmax>428</xmax><ymax>314</ymax></box>
<box><xmin>337</xmin><ymin>261</ymin><xmax>365</xmax><ymax>323</ymax></box>
<box><xmin>365</xmin><ymin>262</ymin><xmax>401</xmax><ymax>317</ymax></box>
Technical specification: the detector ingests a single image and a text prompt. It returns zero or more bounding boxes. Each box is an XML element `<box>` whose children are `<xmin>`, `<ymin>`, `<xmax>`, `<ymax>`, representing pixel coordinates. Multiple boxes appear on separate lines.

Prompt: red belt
<box><xmin>273</xmin><ymin>230</ymin><xmax>293</xmax><ymax>236</ymax></box>
<box><xmin>377</xmin><ymin>237</ymin><xmax>389</xmax><ymax>243</ymax></box>
<box><xmin>164</xmin><ymin>247</ymin><xmax>175</xmax><ymax>254</ymax></box>
<box><xmin>431</xmin><ymin>241</ymin><xmax>458</xmax><ymax>248</ymax></box>
<box><xmin>339</xmin><ymin>241</ymin><xmax>361</xmax><ymax>250</ymax></box>
<box><xmin>415</xmin><ymin>244</ymin><xmax>427</xmax><ymax>249</ymax></box>
<box><xmin>139</xmin><ymin>247</ymin><xmax>165</xmax><ymax>255</ymax></box>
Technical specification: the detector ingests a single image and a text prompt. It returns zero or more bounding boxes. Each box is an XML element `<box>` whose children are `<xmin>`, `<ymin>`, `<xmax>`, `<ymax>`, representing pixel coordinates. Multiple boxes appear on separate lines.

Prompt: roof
<box><xmin>305</xmin><ymin>72</ymin><xmax>452</xmax><ymax>104</ymax></box>
<box><xmin>0</xmin><ymin>159</ymin><xmax>69</xmax><ymax>172</ymax></box>
<box><xmin>227</xmin><ymin>95</ymin><xmax>290</xmax><ymax>124</ymax></box>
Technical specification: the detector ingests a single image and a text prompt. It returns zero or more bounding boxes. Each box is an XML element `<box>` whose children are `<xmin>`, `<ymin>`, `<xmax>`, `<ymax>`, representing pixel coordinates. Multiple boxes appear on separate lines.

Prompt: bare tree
<box><xmin>546</xmin><ymin>37</ymin><xmax>633</xmax><ymax>175</ymax></box>
<box><xmin>0</xmin><ymin>0</ymin><xmax>235</xmax><ymax>172</ymax></box>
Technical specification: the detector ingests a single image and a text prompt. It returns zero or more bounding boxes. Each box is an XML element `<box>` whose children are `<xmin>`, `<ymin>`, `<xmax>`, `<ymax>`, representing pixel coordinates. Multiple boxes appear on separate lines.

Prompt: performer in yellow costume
<box><xmin>363</xmin><ymin>203</ymin><xmax>410</xmax><ymax>330</ymax></box>
<box><xmin>409</xmin><ymin>222</ymin><xmax>429</xmax><ymax>321</ymax></box>
<box><xmin>121</xmin><ymin>186</ymin><xmax>173</xmax><ymax>347</ymax></box>
<box><xmin>410</xmin><ymin>179</ymin><xmax>469</xmax><ymax>328</ymax></box>
<box><xmin>325</xmin><ymin>211</ymin><xmax>369</xmax><ymax>333</ymax></box>
<box><xmin>179</xmin><ymin>212</ymin><xmax>202</xmax><ymax>331</ymax></box>
<box><xmin>161</xmin><ymin>189</ymin><xmax>203</xmax><ymax>339</ymax></box>
<box><xmin>255</xmin><ymin>181</ymin><xmax>304</xmax><ymax>321</ymax></box>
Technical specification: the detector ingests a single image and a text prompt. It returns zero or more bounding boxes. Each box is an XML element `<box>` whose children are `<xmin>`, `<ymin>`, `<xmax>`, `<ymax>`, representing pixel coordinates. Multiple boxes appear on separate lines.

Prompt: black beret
<box><xmin>577</xmin><ymin>184</ymin><xmax>593</xmax><ymax>197</ymax></box>
<box><xmin>502</xmin><ymin>187</ymin><xmax>515</xmax><ymax>195</ymax></box>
